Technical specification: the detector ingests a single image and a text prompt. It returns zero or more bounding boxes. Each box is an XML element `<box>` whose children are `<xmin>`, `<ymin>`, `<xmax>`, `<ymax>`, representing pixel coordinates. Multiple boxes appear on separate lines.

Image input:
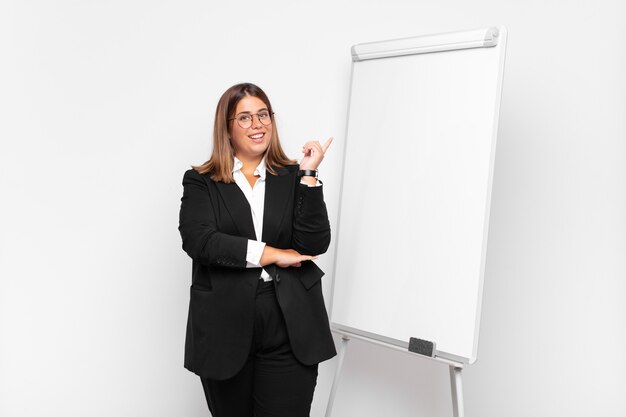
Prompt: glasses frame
<box><xmin>228</xmin><ymin>111</ymin><xmax>274</xmax><ymax>129</ymax></box>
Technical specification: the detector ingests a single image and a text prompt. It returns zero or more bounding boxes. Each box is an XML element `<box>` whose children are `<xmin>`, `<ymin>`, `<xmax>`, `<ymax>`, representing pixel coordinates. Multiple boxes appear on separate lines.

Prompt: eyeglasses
<box><xmin>229</xmin><ymin>111</ymin><xmax>273</xmax><ymax>129</ymax></box>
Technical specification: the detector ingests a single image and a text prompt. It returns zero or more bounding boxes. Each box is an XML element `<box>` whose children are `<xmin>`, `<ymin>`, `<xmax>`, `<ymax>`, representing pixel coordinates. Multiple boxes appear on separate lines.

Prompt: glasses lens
<box><xmin>237</xmin><ymin>114</ymin><xmax>252</xmax><ymax>128</ymax></box>
<box><xmin>258</xmin><ymin>111</ymin><xmax>272</xmax><ymax>126</ymax></box>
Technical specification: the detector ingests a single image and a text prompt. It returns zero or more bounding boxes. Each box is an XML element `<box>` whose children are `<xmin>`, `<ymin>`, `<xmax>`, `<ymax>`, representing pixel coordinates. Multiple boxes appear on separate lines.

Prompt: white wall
<box><xmin>1</xmin><ymin>1</ymin><xmax>624</xmax><ymax>416</ymax></box>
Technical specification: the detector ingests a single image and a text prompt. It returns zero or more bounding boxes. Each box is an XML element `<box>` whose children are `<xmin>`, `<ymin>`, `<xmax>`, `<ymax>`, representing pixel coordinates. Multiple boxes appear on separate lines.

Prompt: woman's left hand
<box><xmin>299</xmin><ymin>137</ymin><xmax>333</xmax><ymax>170</ymax></box>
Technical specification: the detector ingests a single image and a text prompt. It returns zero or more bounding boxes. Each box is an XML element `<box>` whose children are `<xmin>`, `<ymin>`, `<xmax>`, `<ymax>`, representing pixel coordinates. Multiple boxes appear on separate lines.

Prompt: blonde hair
<box><xmin>193</xmin><ymin>83</ymin><xmax>295</xmax><ymax>183</ymax></box>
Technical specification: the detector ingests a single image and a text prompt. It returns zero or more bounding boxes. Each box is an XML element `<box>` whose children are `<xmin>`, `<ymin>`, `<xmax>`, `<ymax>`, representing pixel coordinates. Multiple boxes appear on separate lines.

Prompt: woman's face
<box><xmin>230</xmin><ymin>95</ymin><xmax>273</xmax><ymax>163</ymax></box>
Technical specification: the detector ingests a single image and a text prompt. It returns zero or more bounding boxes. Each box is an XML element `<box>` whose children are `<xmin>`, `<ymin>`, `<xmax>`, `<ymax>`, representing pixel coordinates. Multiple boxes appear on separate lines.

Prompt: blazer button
<box><xmin>275</xmin><ymin>273</ymin><xmax>281</xmax><ymax>283</ymax></box>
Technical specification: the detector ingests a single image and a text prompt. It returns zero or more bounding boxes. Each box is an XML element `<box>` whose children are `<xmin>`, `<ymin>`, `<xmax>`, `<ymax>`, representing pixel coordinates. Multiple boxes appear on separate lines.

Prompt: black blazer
<box><xmin>178</xmin><ymin>165</ymin><xmax>336</xmax><ymax>380</ymax></box>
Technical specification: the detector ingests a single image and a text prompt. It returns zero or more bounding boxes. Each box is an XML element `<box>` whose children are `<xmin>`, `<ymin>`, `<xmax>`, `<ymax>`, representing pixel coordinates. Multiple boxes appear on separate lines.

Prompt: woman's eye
<box><xmin>259</xmin><ymin>112</ymin><xmax>269</xmax><ymax>119</ymax></box>
<box><xmin>239</xmin><ymin>115</ymin><xmax>251</xmax><ymax>122</ymax></box>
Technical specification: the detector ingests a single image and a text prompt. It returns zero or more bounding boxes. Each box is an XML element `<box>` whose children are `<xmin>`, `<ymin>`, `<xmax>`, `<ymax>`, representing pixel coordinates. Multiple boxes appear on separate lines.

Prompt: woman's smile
<box><xmin>248</xmin><ymin>132</ymin><xmax>265</xmax><ymax>143</ymax></box>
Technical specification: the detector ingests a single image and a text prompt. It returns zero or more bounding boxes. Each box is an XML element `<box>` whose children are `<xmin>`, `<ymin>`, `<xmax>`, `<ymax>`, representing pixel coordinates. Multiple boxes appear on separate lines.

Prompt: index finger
<box><xmin>321</xmin><ymin>137</ymin><xmax>334</xmax><ymax>153</ymax></box>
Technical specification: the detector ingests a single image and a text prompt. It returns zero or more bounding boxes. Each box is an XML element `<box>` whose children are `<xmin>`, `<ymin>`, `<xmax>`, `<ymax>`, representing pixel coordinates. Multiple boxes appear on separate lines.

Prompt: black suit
<box><xmin>178</xmin><ymin>165</ymin><xmax>336</xmax><ymax>381</ymax></box>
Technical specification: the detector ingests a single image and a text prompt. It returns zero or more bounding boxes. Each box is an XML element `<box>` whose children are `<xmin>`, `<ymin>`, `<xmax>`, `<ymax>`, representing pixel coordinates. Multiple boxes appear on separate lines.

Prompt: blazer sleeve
<box><xmin>178</xmin><ymin>169</ymin><xmax>248</xmax><ymax>268</ymax></box>
<box><xmin>291</xmin><ymin>182</ymin><xmax>331</xmax><ymax>256</ymax></box>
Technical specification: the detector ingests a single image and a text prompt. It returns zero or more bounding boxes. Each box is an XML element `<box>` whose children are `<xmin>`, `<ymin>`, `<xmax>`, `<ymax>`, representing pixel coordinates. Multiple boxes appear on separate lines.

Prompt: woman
<box><xmin>178</xmin><ymin>83</ymin><xmax>336</xmax><ymax>417</ymax></box>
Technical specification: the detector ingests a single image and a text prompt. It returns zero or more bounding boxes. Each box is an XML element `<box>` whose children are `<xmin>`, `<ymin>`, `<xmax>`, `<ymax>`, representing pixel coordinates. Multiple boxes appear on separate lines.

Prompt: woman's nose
<box><xmin>251</xmin><ymin>115</ymin><xmax>263</xmax><ymax>128</ymax></box>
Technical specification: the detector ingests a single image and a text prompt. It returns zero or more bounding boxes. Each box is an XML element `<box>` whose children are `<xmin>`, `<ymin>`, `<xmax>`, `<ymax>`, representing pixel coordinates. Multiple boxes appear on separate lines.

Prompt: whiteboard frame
<box><xmin>329</xmin><ymin>26</ymin><xmax>508</xmax><ymax>364</ymax></box>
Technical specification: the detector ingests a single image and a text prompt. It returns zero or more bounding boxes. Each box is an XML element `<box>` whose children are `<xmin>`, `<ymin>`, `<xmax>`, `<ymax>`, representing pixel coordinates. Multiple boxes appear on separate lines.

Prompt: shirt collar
<box><xmin>233</xmin><ymin>156</ymin><xmax>267</xmax><ymax>180</ymax></box>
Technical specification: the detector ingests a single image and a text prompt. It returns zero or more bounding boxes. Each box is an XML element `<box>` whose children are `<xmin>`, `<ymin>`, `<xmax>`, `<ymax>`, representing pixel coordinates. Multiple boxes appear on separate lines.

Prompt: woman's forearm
<box><xmin>260</xmin><ymin>245</ymin><xmax>318</xmax><ymax>268</ymax></box>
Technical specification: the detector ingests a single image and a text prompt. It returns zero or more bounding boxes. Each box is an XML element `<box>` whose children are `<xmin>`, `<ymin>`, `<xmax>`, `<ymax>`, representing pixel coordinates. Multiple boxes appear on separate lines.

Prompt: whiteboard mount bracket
<box><xmin>352</xmin><ymin>26</ymin><xmax>500</xmax><ymax>61</ymax></box>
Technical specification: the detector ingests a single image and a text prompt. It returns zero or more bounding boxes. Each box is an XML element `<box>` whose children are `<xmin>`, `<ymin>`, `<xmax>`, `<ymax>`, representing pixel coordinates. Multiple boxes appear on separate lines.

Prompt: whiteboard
<box><xmin>330</xmin><ymin>27</ymin><xmax>507</xmax><ymax>364</ymax></box>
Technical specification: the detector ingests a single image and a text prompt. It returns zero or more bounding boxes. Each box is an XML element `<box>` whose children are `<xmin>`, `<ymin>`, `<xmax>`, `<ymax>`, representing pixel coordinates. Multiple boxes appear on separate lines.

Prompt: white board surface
<box><xmin>330</xmin><ymin>27</ymin><xmax>507</xmax><ymax>364</ymax></box>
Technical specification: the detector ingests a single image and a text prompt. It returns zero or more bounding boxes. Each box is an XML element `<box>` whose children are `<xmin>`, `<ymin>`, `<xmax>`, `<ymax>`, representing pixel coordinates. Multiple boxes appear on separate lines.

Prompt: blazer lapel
<box><xmin>215</xmin><ymin>181</ymin><xmax>257</xmax><ymax>240</ymax></box>
<box><xmin>262</xmin><ymin>167</ymin><xmax>294</xmax><ymax>245</ymax></box>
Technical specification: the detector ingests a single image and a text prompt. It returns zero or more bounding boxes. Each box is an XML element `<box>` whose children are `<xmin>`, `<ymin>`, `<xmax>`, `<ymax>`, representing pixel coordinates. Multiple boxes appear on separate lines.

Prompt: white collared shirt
<box><xmin>232</xmin><ymin>157</ymin><xmax>322</xmax><ymax>281</ymax></box>
<box><xmin>232</xmin><ymin>157</ymin><xmax>271</xmax><ymax>281</ymax></box>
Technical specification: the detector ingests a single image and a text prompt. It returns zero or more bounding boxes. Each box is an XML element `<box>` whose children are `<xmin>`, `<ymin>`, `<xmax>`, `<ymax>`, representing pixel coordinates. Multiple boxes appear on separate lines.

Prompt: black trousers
<box><xmin>200</xmin><ymin>280</ymin><xmax>319</xmax><ymax>417</ymax></box>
